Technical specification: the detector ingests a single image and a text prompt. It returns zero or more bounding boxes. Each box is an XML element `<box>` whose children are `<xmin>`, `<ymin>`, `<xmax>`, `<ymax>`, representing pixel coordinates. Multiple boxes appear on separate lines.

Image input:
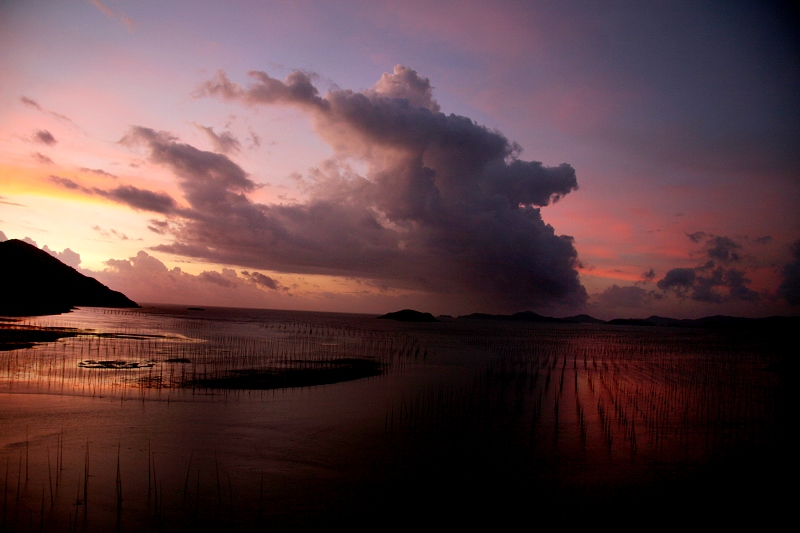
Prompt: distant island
<box><xmin>456</xmin><ymin>310</ymin><xmax>798</xmax><ymax>330</ymax></box>
<box><xmin>377</xmin><ymin>309</ymin><xmax>439</xmax><ymax>322</ymax></box>
<box><xmin>0</xmin><ymin>239</ymin><xmax>139</xmax><ymax>316</ymax></box>
<box><xmin>378</xmin><ymin>308</ymin><xmax>798</xmax><ymax>331</ymax></box>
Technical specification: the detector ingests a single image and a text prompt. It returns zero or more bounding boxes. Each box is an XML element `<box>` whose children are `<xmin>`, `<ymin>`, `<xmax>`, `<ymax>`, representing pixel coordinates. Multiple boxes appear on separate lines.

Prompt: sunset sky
<box><xmin>1</xmin><ymin>0</ymin><xmax>798</xmax><ymax>318</ymax></box>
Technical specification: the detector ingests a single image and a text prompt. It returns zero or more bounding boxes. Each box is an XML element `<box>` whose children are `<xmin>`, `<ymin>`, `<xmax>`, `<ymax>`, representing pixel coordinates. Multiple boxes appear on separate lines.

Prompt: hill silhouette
<box><xmin>0</xmin><ymin>239</ymin><xmax>139</xmax><ymax>316</ymax></box>
<box><xmin>377</xmin><ymin>309</ymin><xmax>439</xmax><ymax>322</ymax></box>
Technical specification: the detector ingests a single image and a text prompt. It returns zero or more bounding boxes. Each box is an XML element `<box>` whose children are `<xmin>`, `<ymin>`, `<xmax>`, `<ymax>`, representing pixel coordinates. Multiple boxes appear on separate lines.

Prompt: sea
<box><xmin>0</xmin><ymin>305</ymin><xmax>788</xmax><ymax>531</ymax></box>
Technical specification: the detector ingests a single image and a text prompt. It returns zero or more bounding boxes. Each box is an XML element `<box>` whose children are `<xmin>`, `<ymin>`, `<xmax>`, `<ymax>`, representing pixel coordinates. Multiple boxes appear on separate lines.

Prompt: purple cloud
<box><xmin>34</xmin><ymin>130</ymin><xmax>57</xmax><ymax>145</ymax></box>
<box><xmin>196</xmin><ymin>125</ymin><xmax>241</xmax><ymax>154</ymax></box>
<box><xmin>49</xmin><ymin>175</ymin><xmax>178</xmax><ymax>214</ymax></box>
<box><xmin>20</xmin><ymin>96</ymin><xmax>41</xmax><ymax>110</ymax></box>
<box><xmin>242</xmin><ymin>270</ymin><xmax>282</xmax><ymax>290</ymax></box>
<box><xmin>49</xmin><ymin>175</ymin><xmax>90</xmax><ymax>192</ymax></box>
<box><xmin>94</xmin><ymin>185</ymin><xmax>178</xmax><ymax>214</ymax></box>
<box><xmin>80</xmin><ymin>167</ymin><xmax>118</xmax><ymax>179</ymax></box>
<box><xmin>116</xmin><ymin>66</ymin><xmax>586</xmax><ymax>312</ymax></box>
<box><xmin>198</xmin><ymin>270</ymin><xmax>238</xmax><ymax>288</ymax></box>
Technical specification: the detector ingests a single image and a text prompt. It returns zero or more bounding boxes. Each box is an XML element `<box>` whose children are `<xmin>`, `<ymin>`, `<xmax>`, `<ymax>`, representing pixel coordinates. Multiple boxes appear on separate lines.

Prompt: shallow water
<box><xmin>0</xmin><ymin>306</ymin><xmax>789</xmax><ymax>530</ymax></box>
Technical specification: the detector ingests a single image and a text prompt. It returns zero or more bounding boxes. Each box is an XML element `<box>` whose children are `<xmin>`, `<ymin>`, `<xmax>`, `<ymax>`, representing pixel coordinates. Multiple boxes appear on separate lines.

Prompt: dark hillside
<box><xmin>0</xmin><ymin>239</ymin><xmax>138</xmax><ymax>316</ymax></box>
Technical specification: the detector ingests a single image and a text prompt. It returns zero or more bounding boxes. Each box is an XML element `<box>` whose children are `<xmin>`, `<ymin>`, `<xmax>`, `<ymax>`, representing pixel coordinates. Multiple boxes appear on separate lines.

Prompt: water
<box><xmin>0</xmin><ymin>306</ymin><xmax>788</xmax><ymax>530</ymax></box>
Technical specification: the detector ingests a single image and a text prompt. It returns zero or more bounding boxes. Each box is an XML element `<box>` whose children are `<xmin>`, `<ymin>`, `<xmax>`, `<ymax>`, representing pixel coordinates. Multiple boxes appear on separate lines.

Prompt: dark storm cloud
<box><xmin>778</xmin><ymin>239</ymin><xmax>800</xmax><ymax>306</ymax></box>
<box><xmin>754</xmin><ymin>236</ymin><xmax>772</xmax><ymax>245</ymax></box>
<box><xmin>196</xmin><ymin>125</ymin><xmax>241</xmax><ymax>154</ymax></box>
<box><xmin>658</xmin><ymin>234</ymin><xmax>759</xmax><ymax>303</ymax></box>
<box><xmin>241</xmin><ymin>271</ymin><xmax>281</xmax><ymax>290</ymax></box>
<box><xmin>657</xmin><ymin>268</ymin><xmax>696</xmax><ymax>296</ymax></box>
<box><xmin>724</xmin><ymin>269</ymin><xmax>759</xmax><ymax>302</ymax></box>
<box><xmin>198</xmin><ymin>67</ymin><xmax>577</xmax><ymax>211</ymax></box>
<box><xmin>596</xmin><ymin>284</ymin><xmax>652</xmax><ymax>309</ymax></box>
<box><xmin>704</xmin><ymin>236</ymin><xmax>741</xmax><ymax>264</ymax></box>
<box><xmin>34</xmin><ymin>130</ymin><xmax>56</xmax><ymax>145</ymax></box>
<box><xmin>125</xmin><ymin>66</ymin><xmax>585</xmax><ymax>312</ymax></box>
<box><xmin>94</xmin><ymin>185</ymin><xmax>178</xmax><ymax>214</ymax></box>
<box><xmin>640</xmin><ymin>269</ymin><xmax>656</xmax><ymax>283</ymax></box>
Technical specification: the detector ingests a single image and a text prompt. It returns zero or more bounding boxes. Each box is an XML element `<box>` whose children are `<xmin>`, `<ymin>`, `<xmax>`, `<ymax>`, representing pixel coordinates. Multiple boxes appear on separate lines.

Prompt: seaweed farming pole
<box><xmin>2</xmin><ymin>457</ymin><xmax>8</xmax><ymax>532</ymax></box>
<box><xmin>83</xmin><ymin>441</ymin><xmax>89</xmax><ymax>522</ymax></box>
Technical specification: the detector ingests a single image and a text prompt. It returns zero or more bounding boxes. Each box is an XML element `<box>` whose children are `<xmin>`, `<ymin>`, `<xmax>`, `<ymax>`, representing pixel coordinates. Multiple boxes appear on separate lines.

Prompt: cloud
<box><xmin>3</xmin><ymin>237</ymin><xmax>81</xmax><ymax>268</ymax></box>
<box><xmin>42</xmin><ymin>245</ymin><xmax>81</xmax><ymax>268</ymax></box>
<box><xmin>0</xmin><ymin>197</ymin><xmax>24</xmax><ymax>207</ymax></box>
<box><xmin>197</xmin><ymin>269</ymin><xmax>238</xmax><ymax>288</ymax></box>
<box><xmin>687</xmin><ymin>231</ymin><xmax>707</xmax><ymax>243</ymax></box>
<box><xmin>50</xmin><ymin>175</ymin><xmax>91</xmax><ymax>193</ymax></box>
<box><xmin>34</xmin><ymin>130</ymin><xmax>56</xmax><ymax>145</ymax></box>
<box><xmin>92</xmin><ymin>251</ymin><xmax>294</xmax><ymax>308</ymax></box>
<box><xmin>595</xmin><ymin>284</ymin><xmax>654</xmax><ymax>309</ymax></box>
<box><xmin>94</xmin><ymin>185</ymin><xmax>178</xmax><ymax>214</ymax></box>
<box><xmin>49</xmin><ymin>174</ymin><xmax>178</xmax><ymax>214</ymax></box>
<box><xmin>657</xmin><ymin>268</ymin><xmax>696</xmax><ymax>296</ymax></box>
<box><xmin>242</xmin><ymin>270</ymin><xmax>282</xmax><ymax>290</ymax></box>
<box><xmin>754</xmin><ymin>236</ymin><xmax>772</xmax><ymax>245</ymax></box>
<box><xmin>196</xmin><ymin>125</ymin><xmax>241</xmax><ymax>154</ymax></box>
<box><xmin>724</xmin><ymin>269</ymin><xmax>759</xmax><ymax>302</ymax></box>
<box><xmin>147</xmin><ymin>219</ymin><xmax>169</xmax><ymax>235</ymax></box>
<box><xmin>248</xmin><ymin>129</ymin><xmax>261</xmax><ymax>149</ymax></box>
<box><xmin>195</xmin><ymin>70</ymin><xmax>326</xmax><ymax>110</ymax></box>
<box><xmin>120</xmin><ymin>126</ymin><xmax>255</xmax><ymax>204</ymax></box>
<box><xmin>657</xmin><ymin>234</ymin><xmax>759</xmax><ymax>303</ymax></box>
<box><xmin>372</xmin><ymin>65</ymin><xmax>441</xmax><ymax>112</ymax></box>
<box><xmin>639</xmin><ymin>268</ymin><xmax>656</xmax><ymax>283</ymax></box>
<box><xmin>20</xmin><ymin>95</ymin><xmax>80</xmax><ymax>129</ymax></box>
<box><xmin>20</xmin><ymin>96</ymin><xmax>41</xmax><ymax>110</ymax></box>
<box><xmin>32</xmin><ymin>152</ymin><xmax>54</xmax><ymax>165</ymax></box>
<box><xmin>80</xmin><ymin>167</ymin><xmax>118</xmax><ymax>179</ymax></box>
<box><xmin>92</xmin><ymin>226</ymin><xmax>129</xmax><ymax>240</ymax></box>
<box><xmin>115</xmin><ymin>66</ymin><xmax>586</xmax><ymax>313</ymax></box>
<box><xmin>704</xmin><ymin>236</ymin><xmax>741</xmax><ymax>264</ymax></box>
<box><xmin>778</xmin><ymin>239</ymin><xmax>800</xmax><ymax>306</ymax></box>
<box><xmin>89</xmin><ymin>0</ymin><xmax>136</xmax><ymax>32</ymax></box>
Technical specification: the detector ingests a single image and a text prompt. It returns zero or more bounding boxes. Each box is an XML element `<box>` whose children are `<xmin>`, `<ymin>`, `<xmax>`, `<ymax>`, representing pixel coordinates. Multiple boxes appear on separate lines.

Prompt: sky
<box><xmin>1</xmin><ymin>0</ymin><xmax>799</xmax><ymax>319</ymax></box>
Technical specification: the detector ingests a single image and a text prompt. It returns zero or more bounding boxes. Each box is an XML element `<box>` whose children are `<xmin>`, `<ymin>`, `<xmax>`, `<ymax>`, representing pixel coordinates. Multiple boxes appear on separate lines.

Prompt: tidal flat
<box><xmin>0</xmin><ymin>306</ymin><xmax>789</xmax><ymax>531</ymax></box>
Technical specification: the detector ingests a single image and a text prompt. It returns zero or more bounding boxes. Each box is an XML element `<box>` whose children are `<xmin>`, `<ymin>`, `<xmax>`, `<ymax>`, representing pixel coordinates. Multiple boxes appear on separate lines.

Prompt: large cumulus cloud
<box><xmin>118</xmin><ymin>66</ymin><xmax>586</xmax><ymax>312</ymax></box>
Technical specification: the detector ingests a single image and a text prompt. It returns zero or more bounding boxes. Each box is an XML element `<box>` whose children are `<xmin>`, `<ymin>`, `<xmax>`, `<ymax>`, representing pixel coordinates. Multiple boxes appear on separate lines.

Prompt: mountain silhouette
<box><xmin>0</xmin><ymin>239</ymin><xmax>139</xmax><ymax>316</ymax></box>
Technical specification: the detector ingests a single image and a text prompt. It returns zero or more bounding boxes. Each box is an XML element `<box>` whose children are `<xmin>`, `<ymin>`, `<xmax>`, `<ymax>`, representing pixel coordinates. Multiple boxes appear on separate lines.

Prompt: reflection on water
<box><xmin>0</xmin><ymin>306</ymin><xmax>788</xmax><ymax>530</ymax></box>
